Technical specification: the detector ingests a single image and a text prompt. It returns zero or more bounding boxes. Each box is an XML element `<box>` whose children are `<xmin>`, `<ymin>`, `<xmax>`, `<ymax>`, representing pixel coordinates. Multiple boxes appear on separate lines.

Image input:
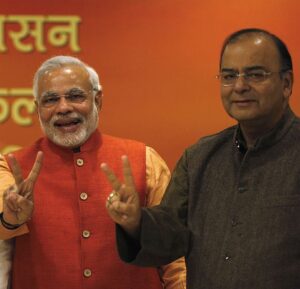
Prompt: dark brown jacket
<box><xmin>118</xmin><ymin>107</ymin><xmax>300</xmax><ymax>289</ymax></box>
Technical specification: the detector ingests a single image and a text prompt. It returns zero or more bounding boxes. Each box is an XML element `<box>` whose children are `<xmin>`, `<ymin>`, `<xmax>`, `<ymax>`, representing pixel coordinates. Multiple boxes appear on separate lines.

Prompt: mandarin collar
<box><xmin>234</xmin><ymin>106</ymin><xmax>296</xmax><ymax>153</ymax></box>
<box><xmin>43</xmin><ymin>129</ymin><xmax>102</xmax><ymax>155</ymax></box>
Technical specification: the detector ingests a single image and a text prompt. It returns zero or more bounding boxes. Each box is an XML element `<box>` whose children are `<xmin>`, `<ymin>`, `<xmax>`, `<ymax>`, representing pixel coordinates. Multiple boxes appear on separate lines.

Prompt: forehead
<box><xmin>38</xmin><ymin>64</ymin><xmax>91</xmax><ymax>95</ymax></box>
<box><xmin>221</xmin><ymin>35</ymin><xmax>281</xmax><ymax>71</ymax></box>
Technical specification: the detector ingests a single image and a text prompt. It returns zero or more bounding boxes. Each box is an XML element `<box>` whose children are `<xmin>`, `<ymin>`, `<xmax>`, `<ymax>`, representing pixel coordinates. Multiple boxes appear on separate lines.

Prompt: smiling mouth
<box><xmin>233</xmin><ymin>99</ymin><xmax>256</xmax><ymax>103</ymax></box>
<box><xmin>233</xmin><ymin>99</ymin><xmax>257</xmax><ymax>106</ymax></box>
<box><xmin>54</xmin><ymin>118</ymin><xmax>82</xmax><ymax>127</ymax></box>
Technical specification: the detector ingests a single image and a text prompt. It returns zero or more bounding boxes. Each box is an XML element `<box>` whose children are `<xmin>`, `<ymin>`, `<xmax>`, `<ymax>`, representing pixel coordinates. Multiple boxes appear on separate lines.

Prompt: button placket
<box><xmin>75</xmin><ymin>154</ymin><xmax>93</xmax><ymax>280</ymax></box>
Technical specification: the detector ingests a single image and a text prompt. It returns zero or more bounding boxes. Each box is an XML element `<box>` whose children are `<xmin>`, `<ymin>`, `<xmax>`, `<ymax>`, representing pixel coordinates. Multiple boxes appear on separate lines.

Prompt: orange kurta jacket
<box><xmin>10</xmin><ymin>131</ymin><xmax>162</xmax><ymax>289</ymax></box>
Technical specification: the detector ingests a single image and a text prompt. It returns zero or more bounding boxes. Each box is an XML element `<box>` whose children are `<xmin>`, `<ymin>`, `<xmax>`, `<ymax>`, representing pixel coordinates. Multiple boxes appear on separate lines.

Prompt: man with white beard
<box><xmin>0</xmin><ymin>56</ymin><xmax>186</xmax><ymax>289</ymax></box>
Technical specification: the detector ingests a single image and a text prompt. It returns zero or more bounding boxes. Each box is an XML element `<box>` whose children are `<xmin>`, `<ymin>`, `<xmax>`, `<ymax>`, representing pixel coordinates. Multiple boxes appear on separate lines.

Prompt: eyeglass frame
<box><xmin>38</xmin><ymin>87</ymin><xmax>99</xmax><ymax>108</ymax></box>
<box><xmin>216</xmin><ymin>69</ymin><xmax>289</xmax><ymax>87</ymax></box>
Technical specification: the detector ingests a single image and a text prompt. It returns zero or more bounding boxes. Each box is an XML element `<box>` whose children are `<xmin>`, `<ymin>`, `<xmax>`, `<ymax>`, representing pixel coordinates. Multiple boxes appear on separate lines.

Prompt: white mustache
<box><xmin>50</xmin><ymin>113</ymin><xmax>84</xmax><ymax>126</ymax></box>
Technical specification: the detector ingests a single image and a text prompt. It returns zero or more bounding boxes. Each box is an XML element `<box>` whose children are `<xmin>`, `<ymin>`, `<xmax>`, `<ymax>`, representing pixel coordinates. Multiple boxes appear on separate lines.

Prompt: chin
<box><xmin>46</xmin><ymin>128</ymin><xmax>90</xmax><ymax>148</ymax></box>
<box><xmin>229</xmin><ymin>110</ymin><xmax>259</xmax><ymax>123</ymax></box>
<box><xmin>54</xmin><ymin>139</ymin><xmax>86</xmax><ymax>148</ymax></box>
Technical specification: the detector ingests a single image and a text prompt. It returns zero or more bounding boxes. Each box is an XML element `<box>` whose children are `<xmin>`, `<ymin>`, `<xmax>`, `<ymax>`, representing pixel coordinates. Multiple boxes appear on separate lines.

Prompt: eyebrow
<box><xmin>67</xmin><ymin>87</ymin><xmax>86</xmax><ymax>94</ymax></box>
<box><xmin>244</xmin><ymin>66</ymin><xmax>267</xmax><ymax>71</ymax></box>
<box><xmin>221</xmin><ymin>65</ymin><xmax>267</xmax><ymax>72</ymax></box>
<box><xmin>40</xmin><ymin>91</ymin><xmax>59</xmax><ymax>99</ymax></box>
<box><xmin>40</xmin><ymin>88</ymin><xmax>86</xmax><ymax>99</ymax></box>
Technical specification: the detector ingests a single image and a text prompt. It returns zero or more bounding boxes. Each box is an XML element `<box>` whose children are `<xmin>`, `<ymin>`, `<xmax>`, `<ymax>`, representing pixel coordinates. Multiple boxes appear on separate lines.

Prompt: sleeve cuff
<box><xmin>116</xmin><ymin>224</ymin><xmax>141</xmax><ymax>263</ymax></box>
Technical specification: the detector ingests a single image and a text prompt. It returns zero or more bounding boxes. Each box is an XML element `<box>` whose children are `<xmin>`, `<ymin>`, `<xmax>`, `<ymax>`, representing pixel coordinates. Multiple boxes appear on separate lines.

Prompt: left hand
<box><xmin>101</xmin><ymin>155</ymin><xmax>142</xmax><ymax>238</ymax></box>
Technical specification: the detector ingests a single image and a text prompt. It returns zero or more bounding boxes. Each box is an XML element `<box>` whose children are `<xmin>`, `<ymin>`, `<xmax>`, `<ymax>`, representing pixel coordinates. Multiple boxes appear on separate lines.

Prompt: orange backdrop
<box><xmin>1</xmin><ymin>0</ymin><xmax>300</xmax><ymax>169</ymax></box>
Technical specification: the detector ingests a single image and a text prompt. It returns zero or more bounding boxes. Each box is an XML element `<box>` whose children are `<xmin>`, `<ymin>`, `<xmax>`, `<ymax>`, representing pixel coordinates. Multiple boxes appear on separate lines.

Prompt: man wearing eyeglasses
<box><xmin>102</xmin><ymin>28</ymin><xmax>299</xmax><ymax>289</ymax></box>
<box><xmin>0</xmin><ymin>56</ymin><xmax>186</xmax><ymax>289</ymax></box>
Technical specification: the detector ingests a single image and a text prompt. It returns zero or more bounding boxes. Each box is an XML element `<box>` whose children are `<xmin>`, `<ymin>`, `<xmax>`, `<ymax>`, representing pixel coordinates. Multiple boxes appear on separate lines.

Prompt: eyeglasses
<box><xmin>216</xmin><ymin>70</ymin><xmax>282</xmax><ymax>86</ymax></box>
<box><xmin>39</xmin><ymin>88</ymin><xmax>94</xmax><ymax>108</ymax></box>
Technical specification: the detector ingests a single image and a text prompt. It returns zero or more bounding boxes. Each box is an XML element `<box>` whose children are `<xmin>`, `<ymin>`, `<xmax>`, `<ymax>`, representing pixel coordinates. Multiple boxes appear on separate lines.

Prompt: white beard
<box><xmin>39</xmin><ymin>103</ymin><xmax>99</xmax><ymax>148</ymax></box>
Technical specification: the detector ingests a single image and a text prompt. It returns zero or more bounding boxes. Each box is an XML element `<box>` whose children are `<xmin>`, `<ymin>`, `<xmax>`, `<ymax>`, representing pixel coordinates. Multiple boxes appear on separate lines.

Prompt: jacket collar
<box><xmin>234</xmin><ymin>106</ymin><xmax>296</xmax><ymax>153</ymax></box>
<box><xmin>42</xmin><ymin>129</ymin><xmax>102</xmax><ymax>155</ymax></box>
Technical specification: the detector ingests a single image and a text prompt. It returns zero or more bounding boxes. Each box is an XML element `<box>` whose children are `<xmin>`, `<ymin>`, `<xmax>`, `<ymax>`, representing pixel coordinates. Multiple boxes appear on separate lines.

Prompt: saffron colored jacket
<box><xmin>0</xmin><ymin>130</ymin><xmax>186</xmax><ymax>289</ymax></box>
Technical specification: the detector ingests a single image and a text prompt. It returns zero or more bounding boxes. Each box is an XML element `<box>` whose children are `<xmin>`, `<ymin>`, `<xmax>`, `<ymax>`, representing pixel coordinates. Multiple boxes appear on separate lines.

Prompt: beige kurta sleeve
<box><xmin>0</xmin><ymin>155</ymin><xmax>22</xmax><ymax>289</ymax></box>
<box><xmin>0</xmin><ymin>239</ymin><xmax>13</xmax><ymax>289</ymax></box>
<box><xmin>145</xmin><ymin>146</ymin><xmax>186</xmax><ymax>289</ymax></box>
<box><xmin>0</xmin><ymin>154</ymin><xmax>29</xmax><ymax>240</ymax></box>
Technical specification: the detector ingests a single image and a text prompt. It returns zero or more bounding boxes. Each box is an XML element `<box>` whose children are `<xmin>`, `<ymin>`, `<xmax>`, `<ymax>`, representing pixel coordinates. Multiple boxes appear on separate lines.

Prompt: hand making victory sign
<box><xmin>2</xmin><ymin>151</ymin><xmax>43</xmax><ymax>227</ymax></box>
<box><xmin>101</xmin><ymin>155</ymin><xmax>141</xmax><ymax>238</ymax></box>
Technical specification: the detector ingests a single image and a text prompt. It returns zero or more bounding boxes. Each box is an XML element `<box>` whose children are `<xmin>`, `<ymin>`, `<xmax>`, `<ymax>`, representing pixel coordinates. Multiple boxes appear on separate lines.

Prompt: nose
<box><xmin>232</xmin><ymin>75</ymin><xmax>250</xmax><ymax>93</ymax></box>
<box><xmin>55</xmin><ymin>97</ymin><xmax>73</xmax><ymax>114</ymax></box>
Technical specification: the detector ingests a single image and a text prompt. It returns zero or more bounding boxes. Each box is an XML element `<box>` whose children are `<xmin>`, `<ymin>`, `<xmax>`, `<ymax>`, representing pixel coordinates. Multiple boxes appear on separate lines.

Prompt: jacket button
<box><xmin>82</xmin><ymin>230</ymin><xmax>91</xmax><ymax>238</ymax></box>
<box><xmin>80</xmin><ymin>192</ymin><xmax>88</xmax><ymax>200</ymax></box>
<box><xmin>83</xmin><ymin>268</ymin><xmax>92</xmax><ymax>277</ymax></box>
<box><xmin>76</xmin><ymin>158</ymin><xmax>84</xmax><ymax>166</ymax></box>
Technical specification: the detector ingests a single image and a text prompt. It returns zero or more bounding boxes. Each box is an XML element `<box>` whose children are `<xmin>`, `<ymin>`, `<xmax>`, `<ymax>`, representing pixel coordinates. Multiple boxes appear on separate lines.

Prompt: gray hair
<box><xmin>33</xmin><ymin>55</ymin><xmax>102</xmax><ymax>100</ymax></box>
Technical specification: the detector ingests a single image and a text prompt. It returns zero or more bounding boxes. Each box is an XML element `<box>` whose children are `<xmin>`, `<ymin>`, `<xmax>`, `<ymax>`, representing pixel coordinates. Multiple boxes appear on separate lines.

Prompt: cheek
<box><xmin>76</xmin><ymin>102</ymin><xmax>94</xmax><ymax>115</ymax></box>
<box><xmin>38</xmin><ymin>108</ymin><xmax>53</xmax><ymax>122</ymax></box>
<box><xmin>220</xmin><ymin>88</ymin><xmax>230</xmax><ymax>104</ymax></box>
<box><xmin>257</xmin><ymin>86</ymin><xmax>280</xmax><ymax>106</ymax></box>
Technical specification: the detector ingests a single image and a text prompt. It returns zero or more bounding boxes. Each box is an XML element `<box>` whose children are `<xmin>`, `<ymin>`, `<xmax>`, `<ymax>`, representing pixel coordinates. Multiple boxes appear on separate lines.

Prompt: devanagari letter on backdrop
<box><xmin>0</xmin><ymin>15</ymin><xmax>81</xmax><ymax>53</ymax></box>
<box><xmin>47</xmin><ymin>16</ymin><xmax>81</xmax><ymax>52</ymax></box>
<box><xmin>6</xmin><ymin>15</ymin><xmax>46</xmax><ymax>52</ymax></box>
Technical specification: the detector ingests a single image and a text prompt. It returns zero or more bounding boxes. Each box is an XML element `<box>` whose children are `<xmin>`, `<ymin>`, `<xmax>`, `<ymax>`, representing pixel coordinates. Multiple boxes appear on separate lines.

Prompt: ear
<box><xmin>282</xmin><ymin>70</ymin><xmax>293</xmax><ymax>100</ymax></box>
<box><xmin>94</xmin><ymin>90</ymin><xmax>103</xmax><ymax>111</ymax></box>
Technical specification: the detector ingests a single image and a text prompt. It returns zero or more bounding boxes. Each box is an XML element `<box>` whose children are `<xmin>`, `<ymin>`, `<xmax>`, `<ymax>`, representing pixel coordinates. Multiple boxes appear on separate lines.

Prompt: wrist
<box><xmin>0</xmin><ymin>212</ymin><xmax>22</xmax><ymax>230</ymax></box>
<box><xmin>124</xmin><ymin>216</ymin><xmax>142</xmax><ymax>240</ymax></box>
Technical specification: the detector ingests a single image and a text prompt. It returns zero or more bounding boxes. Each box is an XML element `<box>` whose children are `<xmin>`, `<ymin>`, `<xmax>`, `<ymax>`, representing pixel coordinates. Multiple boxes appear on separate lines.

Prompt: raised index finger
<box><xmin>100</xmin><ymin>163</ymin><xmax>122</xmax><ymax>191</ymax></box>
<box><xmin>7</xmin><ymin>153</ymin><xmax>23</xmax><ymax>186</ymax></box>
<box><xmin>27</xmin><ymin>151</ymin><xmax>44</xmax><ymax>184</ymax></box>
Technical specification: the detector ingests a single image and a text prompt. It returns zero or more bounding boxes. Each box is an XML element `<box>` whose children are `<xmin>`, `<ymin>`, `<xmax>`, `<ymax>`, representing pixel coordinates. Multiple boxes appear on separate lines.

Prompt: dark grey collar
<box><xmin>234</xmin><ymin>106</ymin><xmax>296</xmax><ymax>153</ymax></box>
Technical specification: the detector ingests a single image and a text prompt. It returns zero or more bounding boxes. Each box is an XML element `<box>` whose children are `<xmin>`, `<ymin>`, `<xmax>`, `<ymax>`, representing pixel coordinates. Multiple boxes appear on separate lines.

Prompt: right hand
<box><xmin>2</xmin><ymin>151</ymin><xmax>43</xmax><ymax>226</ymax></box>
<box><xmin>101</xmin><ymin>155</ymin><xmax>141</xmax><ymax>238</ymax></box>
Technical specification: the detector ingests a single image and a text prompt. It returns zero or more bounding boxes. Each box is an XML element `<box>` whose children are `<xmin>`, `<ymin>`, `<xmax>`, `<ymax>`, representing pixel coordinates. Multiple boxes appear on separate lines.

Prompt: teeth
<box><xmin>55</xmin><ymin>120</ymin><xmax>80</xmax><ymax>127</ymax></box>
